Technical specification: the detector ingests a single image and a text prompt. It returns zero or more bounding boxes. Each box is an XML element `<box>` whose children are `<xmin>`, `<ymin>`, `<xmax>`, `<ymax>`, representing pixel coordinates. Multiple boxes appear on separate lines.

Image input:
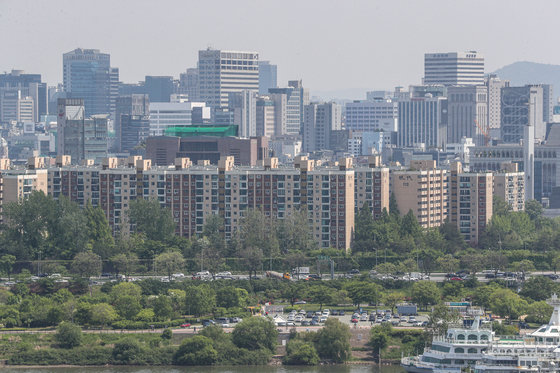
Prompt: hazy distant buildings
<box><xmin>115</xmin><ymin>94</ymin><xmax>150</xmax><ymax>153</ymax></box>
<box><xmin>345</xmin><ymin>99</ymin><xmax>398</xmax><ymax>133</ymax></box>
<box><xmin>485</xmin><ymin>75</ymin><xmax>509</xmax><ymax>133</ymax></box>
<box><xmin>0</xmin><ymin>70</ymin><xmax>48</xmax><ymax>122</ymax></box>
<box><xmin>198</xmin><ymin>49</ymin><xmax>259</xmax><ymax>108</ymax></box>
<box><xmin>57</xmin><ymin>98</ymin><xmax>108</xmax><ymax>162</ymax></box>
<box><xmin>302</xmin><ymin>102</ymin><xmax>341</xmax><ymax>152</ymax></box>
<box><xmin>63</xmin><ymin>48</ymin><xmax>119</xmax><ymax>116</ymax></box>
<box><xmin>144</xmin><ymin>76</ymin><xmax>174</xmax><ymax>102</ymax></box>
<box><xmin>258</xmin><ymin>61</ymin><xmax>277</xmax><ymax>95</ymax></box>
<box><xmin>180</xmin><ymin>68</ymin><xmax>200</xmax><ymax>101</ymax></box>
<box><xmin>269</xmin><ymin>80</ymin><xmax>309</xmax><ymax>136</ymax></box>
<box><xmin>424</xmin><ymin>51</ymin><xmax>485</xmax><ymax>86</ymax></box>
<box><xmin>256</xmin><ymin>96</ymin><xmax>276</xmax><ymax>137</ymax></box>
<box><xmin>501</xmin><ymin>85</ymin><xmax>546</xmax><ymax>143</ymax></box>
<box><xmin>149</xmin><ymin>102</ymin><xmax>209</xmax><ymax>136</ymax></box>
<box><xmin>397</xmin><ymin>96</ymin><xmax>448</xmax><ymax>148</ymax></box>
<box><xmin>447</xmin><ymin>86</ymin><xmax>488</xmax><ymax>145</ymax></box>
<box><xmin>229</xmin><ymin>90</ymin><xmax>257</xmax><ymax>137</ymax></box>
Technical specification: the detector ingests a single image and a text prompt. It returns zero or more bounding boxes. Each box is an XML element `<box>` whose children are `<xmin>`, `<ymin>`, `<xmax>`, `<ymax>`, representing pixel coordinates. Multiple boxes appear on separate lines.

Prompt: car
<box><xmin>312</xmin><ymin>316</ymin><xmax>319</xmax><ymax>322</ymax></box>
<box><xmin>445</xmin><ymin>273</ymin><xmax>456</xmax><ymax>278</ymax></box>
<box><xmin>450</xmin><ymin>277</ymin><xmax>463</xmax><ymax>281</ymax></box>
<box><xmin>360</xmin><ymin>314</ymin><xmax>368</xmax><ymax>321</ymax></box>
<box><xmin>308</xmin><ymin>274</ymin><xmax>321</xmax><ymax>280</ymax></box>
<box><xmin>485</xmin><ymin>273</ymin><xmax>496</xmax><ymax>279</ymax></box>
<box><xmin>545</xmin><ymin>274</ymin><xmax>559</xmax><ymax>280</ymax></box>
<box><xmin>49</xmin><ymin>273</ymin><xmax>61</xmax><ymax>279</ymax></box>
<box><xmin>319</xmin><ymin>316</ymin><xmax>327</xmax><ymax>323</ymax></box>
<box><xmin>347</xmin><ymin>269</ymin><xmax>360</xmax><ymax>274</ymax></box>
<box><xmin>369</xmin><ymin>314</ymin><xmax>376</xmax><ymax>321</ymax></box>
<box><xmin>277</xmin><ymin>321</ymin><xmax>287</xmax><ymax>326</ymax></box>
<box><xmin>409</xmin><ymin>316</ymin><xmax>416</xmax><ymax>322</ymax></box>
<box><xmin>172</xmin><ymin>273</ymin><xmax>185</xmax><ymax>278</ymax></box>
<box><xmin>421</xmin><ymin>321</ymin><xmax>428</xmax><ymax>326</ymax></box>
<box><xmin>286</xmin><ymin>322</ymin><xmax>295</xmax><ymax>326</ymax></box>
<box><xmin>391</xmin><ymin>320</ymin><xmax>400</xmax><ymax>326</ymax></box>
<box><xmin>413</xmin><ymin>321</ymin><xmax>423</xmax><ymax>327</ymax></box>
<box><xmin>230</xmin><ymin>317</ymin><xmax>242</xmax><ymax>323</ymax></box>
<box><xmin>294</xmin><ymin>300</ymin><xmax>307</xmax><ymax>304</ymax></box>
<box><xmin>310</xmin><ymin>320</ymin><xmax>319</xmax><ymax>326</ymax></box>
<box><xmin>101</xmin><ymin>272</ymin><xmax>113</xmax><ymax>277</ymax></box>
<box><xmin>339</xmin><ymin>310</ymin><xmax>345</xmax><ymax>316</ymax></box>
<box><xmin>301</xmin><ymin>320</ymin><xmax>310</xmax><ymax>326</ymax></box>
<box><xmin>4</xmin><ymin>281</ymin><xmax>15</xmax><ymax>286</ymax></box>
<box><xmin>202</xmin><ymin>319</ymin><xmax>216</xmax><ymax>327</ymax></box>
<box><xmin>400</xmin><ymin>316</ymin><xmax>407</xmax><ymax>322</ymax></box>
<box><xmin>180</xmin><ymin>323</ymin><xmax>191</xmax><ymax>328</ymax></box>
<box><xmin>331</xmin><ymin>310</ymin><xmax>339</xmax><ymax>316</ymax></box>
<box><xmin>294</xmin><ymin>316</ymin><xmax>303</xmax><ymax>322</ymax></box>
<box><xmin>351</xmin><ymin>318</ymin><xmax>359</xmax><ymax>323</ymax></box>
<box><xmin>306</xmin><ymin>311</ymin><xmax>314</xmax><ymax>318</ymax></box>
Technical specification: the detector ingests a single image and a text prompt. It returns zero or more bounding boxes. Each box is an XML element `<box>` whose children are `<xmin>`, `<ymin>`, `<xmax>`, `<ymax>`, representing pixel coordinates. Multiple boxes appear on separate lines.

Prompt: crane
<box><xmin>474</xmin><ymin>119</ymin><xmax>490</xmax><ymax>146</ymax></box>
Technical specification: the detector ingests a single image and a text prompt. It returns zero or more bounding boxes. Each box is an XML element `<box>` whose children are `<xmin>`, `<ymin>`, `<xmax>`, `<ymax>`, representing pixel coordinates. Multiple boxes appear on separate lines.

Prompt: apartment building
<box><xmin>449</xmin><ymin>162</ymin><xmax>493</xmax><ymax>245</ymax></box>
<box><xmin>391</xmin><ymin>160</ymin><xmax>447</xmax><ymax>228</ymax></box>
<box><xmin>493</xmin><ymin>163</ymin><xmax>525</xmax><ymax>212</ymax></box>
<box><xmin>354</xmin><ymin>156</ymin><xmax>390</xmax><ymax>219</ymax></box>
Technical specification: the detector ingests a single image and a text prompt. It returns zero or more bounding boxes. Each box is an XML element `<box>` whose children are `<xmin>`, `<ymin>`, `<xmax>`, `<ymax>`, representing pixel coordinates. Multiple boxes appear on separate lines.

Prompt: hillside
<box><xmin>493</xmin><ymin>61</ymin><xmax>560</xmax><ymax>96</ymax></box>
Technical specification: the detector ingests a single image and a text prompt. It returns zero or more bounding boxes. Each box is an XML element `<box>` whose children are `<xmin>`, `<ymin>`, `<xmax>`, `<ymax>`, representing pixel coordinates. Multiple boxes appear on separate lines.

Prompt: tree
<box><xmin>238</xmin><ymin>247</ymin><xmax>263</xmax><ymax>280</ymax></box>
<box><xmin>510</xmin><ymin>259</ymin><xmax>536</xmax><ymax>275</ymax></box>
<box><xmin>352</xmin><ymin>204</ymin><xmax>376</xmax><ymax>252</ymax></box>
<box><xmin>70</xmin><ymin>251</ymin><xmax>102</xmax><ymax>278</ymax></box>
<box><xmin>238</xmin><ymin>209</ymin><xmax>279</xmax><ymax>259</ymax></box>
<box><xmin>128</xmin><ymin>198</ymin><xmax>175</xmax><ymax>242</ymax></box>
<box><xmin>439</xmin><ymin>219</ymin><xmax>465</xmax><ymax>253</ymax></box>
<box><xmin>89</xmin><ymin>303</ymin><xmax>117</xmax><ymax>328</ymax></box>
<box><xmin>344</xmin><ymin>282</ymin><xmax>381</xmax><ymax>307</ymax></box>
<box><xmin>281</xmin><ymin>282</ymin><xmax>305</xmax><ymax>307</ymax></box>
<box><xmin>428</xmin><ymin>303</ymin><xmax>461</xmax><ymax>336</ymax></box>
<box><xmin>85</xmin><ymin>204</ymin><xmax>114</xmax><ymax>259</ymax></box>
<box><xmin>0</xmin><ymin>255</ymin><xmax>16</xmax><ymax>281</ymax></box>
<box><xmin>155</xmin><ymin>251</ymin><xmax>185</xmax><ymax>280</ymax></box>
<box><xmin>490</xmin><ymin>288</ymin><xmax>528</xmax><ymax>320</ymax></box>
<box><xmin>185</xmin><ymin>285</ymin><xmax>216</xmax><ymax>317</ymax></box>
<box><xmin>369</xmin><ymin>325</ymin><xmax>389</xmax><ymax>362</ymax></box>
<box><xmin>55</xmin><ymin>321</ymin><xmax>82</xmax><ymax>348</ymax></box>
<box><xmin>315</xmin><ymin>318</ymin><xmax>351</xmax><ymax>363</ymax></box>
<box><xmin>151</xmin><ymin>295</ymin><xmax>173</xmax><ymax>321</ymax></box>
<box><xmin>216</xmin><ymin>287</ymin><xmax>243</xmax><ymax>309</ymax></box>
<box><xmin>519</xmin><ymin>277</ymin><xmax>557</xmax><ymax>301</ymax></box>
<box><xmin>202</xmin><ymin>214</ymin><xmax>226</xmax><ymax>254</ymax></box>
<box><xmin>436</xmin><ymin>254</ymin><xmax>459</xmax><ymax>274</ymax></box>
<box><xmin>232</xmin><ymin>317</ymin><xmax>278</xmax><ymax>352</ymax></box>
<box><xmin>383</xmin><ymin>293</ymin><xmax>404</xmax><ymax>314</ymax></box>
<box><xmin>375</xmin><ymin>262</ymin><xmax>397</xmax><ymax>276</ymax></box>
<box><xmin>307</xmin><ymin>285</ymin><xmax>334</xmax><ymax>310</ymax></box>
<box><xmin>112</xmin><ymin>337</ymin><xmax>145</xmax><ymax>364</ymax></box>
<box><xmin>525</xmin><ymin>199</ymin><xmax>544</xmax><ymax>221</ymax></box>
<box><xmin>114</xmin><ymin>295</ymin><xmax>142</xmax><ymax>320</ymax></box>
<box><xmin>284</xmin><ymin>339</ymin><xmax>319</xmax><ymax>365</ymax></box>
<box><xmin>110</xmin><ymin>253</ymin><xmax>138</xmax><ymax>278</ymax></box>
<box><xmin>173</xmin><ymin>335</ymin><xmax>217</xmax><ymax>366</ymax></box>
<box><xmin>526</xmin><ymin>301</ymin><xmax>553</xmax><ymax>324</ymax></box>
<box><xmin>411</xmin><ymin>281</ymin><xmax>441</xmax><ymax>311</ymax></box>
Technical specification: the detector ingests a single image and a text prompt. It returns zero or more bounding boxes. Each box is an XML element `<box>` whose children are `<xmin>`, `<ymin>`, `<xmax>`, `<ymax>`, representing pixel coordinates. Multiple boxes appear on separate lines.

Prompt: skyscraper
<box><xmin>258</xmin><ymin>61</ymin><xmax>277</xmax><ymax>95</ymax></box>
<box><xmin>144</xmin><ymin>76</ymin><xmax>174</xmax><ymax>102</ymax></box>
<box><xmin>229</xmin><ymin>90</ymin><xmax>257</xmax><ymax>137</ymax></box>
<box><xmin>424</xmin><ymin>51</ymin><xmax>485</xmax><ymax>86</ymax></box>
<box><xmin>179</xmin><ymin>68</ymin><xmax>200</xmax><ymax>102</ymax></box>
<box><xmin>447</xmin><ymin>86</ymin><xmax>488</xmax><ymax>145</ymax></box>
<box><xmin>269</xmin><ymin>80</ymin><xmax>309</xmax><ymax>136</ymax></box>
<box><xmin>345</xmin><ymin>99</ymin><xmax>398</xmax><ymax>133</ymax></box>
<box><xmin>501</xmin><ymin>85</ymin><xmax>545</xmax><ymax>143</ymax></box>
<box><xmin>63</xmin><ymin>48</ymin><xmax>119</xmax><ymax>116</ymax></box>
<box><xmin>115</xmin><ymin>94</ymin><xmax>150</xmax><ymax>152</ymax></box>
<box><xmin>484</xmin><ymin>74</ymin><xmax>509</xmax><ymax>133</ymax></box>
<box><xmin>0</xmin><ymin>70</ymin><xmax>48</xmax><ymax>121</ymax></box>
<box><xmin>397</xmin><ymin>96</ymin><xmax>448</xmax><ymax>148</ymax></box>
<box><xmin>302</xmin><ymin>102</ymin><xmax>342</xmax><ymax>152</ymax></box>
<box><xmin>198</xmin><ymin>49</ymin><xmax>259</xmax><ymax>108</ymax></box>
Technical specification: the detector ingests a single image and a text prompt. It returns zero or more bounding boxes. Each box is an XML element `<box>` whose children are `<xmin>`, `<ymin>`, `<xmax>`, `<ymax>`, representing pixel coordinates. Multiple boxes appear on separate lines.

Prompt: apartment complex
<box><xmin>354</xmin><ymin>156</ymin><xmax>390</xmax><ymax>219</ymax></box>
<box><xmin>391</xmin><ymin>160</ymin><xmax>448</xmax><ymax>228</ymax></box>
<box><xmin>449</xmin><ymin>162</ymin><xmax>493</xmax><ymax>245</ymax></box>
<box><xmin>493</xmin><ymin>163</ymin><xmax>525</xmax><ymax>212</ymax></box>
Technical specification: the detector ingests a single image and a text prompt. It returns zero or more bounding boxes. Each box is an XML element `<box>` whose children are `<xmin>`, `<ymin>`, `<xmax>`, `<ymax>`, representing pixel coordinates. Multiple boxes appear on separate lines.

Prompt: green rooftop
<box><xmin>164</xmin><ymin>125</ymin><xmax>238</xmax><ymax>138</ymax></box>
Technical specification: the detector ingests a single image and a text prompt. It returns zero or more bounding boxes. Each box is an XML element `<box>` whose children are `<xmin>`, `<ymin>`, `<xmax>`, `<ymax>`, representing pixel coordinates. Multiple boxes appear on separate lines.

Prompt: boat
<box><xmin>402</xmin><ymin>308</ymin><xmax>493</xmax><ymax>373</ymax></box>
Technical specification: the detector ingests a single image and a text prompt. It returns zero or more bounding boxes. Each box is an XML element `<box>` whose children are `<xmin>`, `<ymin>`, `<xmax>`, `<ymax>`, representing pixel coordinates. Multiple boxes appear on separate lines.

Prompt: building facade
<box><xmin>424</xmin><ymin>51</ymin><xmax>485</xmax><ymax>86</ymax></box>
<box><xmin>447</xmin><ymin>86</ymin><xmax>488</xmax><ymax>146</ymax></box>
<box><xmin>302</xmin><ymin>102</ymin><xmax>342</xmax><ymax>152</ymax></box>
<box><xmin>345</xmin><ymin>99</ymin><xmax>398</xmax><ymax>133</ymax></box>
<box><xmin>397</xmin><ymin>96</ymin><xmax>448</xmax><ymax>148</ymax></box>
<box><xmin>501</xmin><ymin>85</ymin><xmax>546</xmax><ymax>143</ymax></box>
<box><xmin>258</xmin><ymin>61</ymin><xmax>277</xmax><ymax>95</ymax></box>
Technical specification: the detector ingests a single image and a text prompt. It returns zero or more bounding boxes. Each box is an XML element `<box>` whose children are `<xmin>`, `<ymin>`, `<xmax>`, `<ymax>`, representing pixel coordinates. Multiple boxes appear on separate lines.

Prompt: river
<box><xmin>2</xmin><ymin>366</ymin><xmax>406</xmax><ymax>373</ymax></box>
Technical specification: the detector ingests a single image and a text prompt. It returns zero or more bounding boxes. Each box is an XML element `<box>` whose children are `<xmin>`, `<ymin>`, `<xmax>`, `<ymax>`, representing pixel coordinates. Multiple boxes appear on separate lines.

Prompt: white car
<box><xmin>319</xmin><ymin>316</ymin><xmax>327</xmax><ymax>323</ymax></box>
<box><xmin>172</xmin><ymin>273</ymin><xmax>185</xmax><ymax>278</ymax></box>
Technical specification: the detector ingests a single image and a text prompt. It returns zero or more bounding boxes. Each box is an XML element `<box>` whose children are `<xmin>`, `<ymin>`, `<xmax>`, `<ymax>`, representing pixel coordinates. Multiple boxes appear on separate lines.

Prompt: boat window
<box><xmin>480</xmin><ymin>335</ymin><xmax>488</xmax><ymax>340</ymax></box>
<box><xmin>467</xmin><ymin>348</ymin><xmax>477</xmax><ymax>354</ymax></box>
<box><xmin>468</xmin><ymin>334</ymin><xmax>478</xmax><ymax>341</ymax></box>
<box><xmin>455</xmin><ymin>360</ymin><xmax>465</xmax><ymax>365</ymax></box>
<box><xmin>547</xmin><ymin>338</ymin><xmax>554</xmax><ymax>342</ymax></box>
<box><xmin>457</xmin><ymin>334</ymin><xmax>465</xmax><ymax>340</ymax></box>
<box><xmin>551</xmin><ymin>329</ymin><xmax>558</xmax><ymax>333</ymax></box>
<box><xmin>455</xmin><ymin>347</ymin><xmax>464</xmax><ymax>353</ymax></box>
<box><xmin>538</xmin><ymin>328</ymin><xmax>547</xmax><ymax>333</ymax></box>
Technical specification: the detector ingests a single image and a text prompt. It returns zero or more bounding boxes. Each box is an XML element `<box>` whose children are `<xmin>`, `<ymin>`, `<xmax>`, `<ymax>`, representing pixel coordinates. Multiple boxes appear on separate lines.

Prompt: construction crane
<box><xmin>474</xmin><ymin>119</ymin><xmax>490</xmax><ymax>146</ymax></box>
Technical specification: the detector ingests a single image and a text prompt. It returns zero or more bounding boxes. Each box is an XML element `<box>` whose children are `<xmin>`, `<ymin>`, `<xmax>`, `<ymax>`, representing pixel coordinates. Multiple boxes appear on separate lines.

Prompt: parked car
<box><xmin>339</xmin><ymin>310</ymin><xmax>345</xmax><ymax>316</ymax></box>
<box><xmin>351</xmin><ymin>318</ymin><xmax>359</xmax><ymax>323</ymax></box>
<box><xmin>180</xmin><ymin>323</ymin><xmax>191</xmax><ymax>328</ymax></box>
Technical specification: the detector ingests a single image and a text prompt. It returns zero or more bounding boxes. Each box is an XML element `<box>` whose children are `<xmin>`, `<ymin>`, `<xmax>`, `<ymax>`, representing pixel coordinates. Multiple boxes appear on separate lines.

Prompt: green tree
<box><xmin>526</xmin><ymin>301</ymin><xmax>553</xmax><ymax>324</ymax></box>
<box><xmin>238</xmin><ymin>209</ymin><xmax>279</xmax><ymax>258</ymax></box>
<box><xmin>110</xmin><ymin>253</ymin><xmax>138</xmax><ymax>278</ymax></box>
<box><xmin>89</xmin><ymin>303</ymin><xmax>117</xmax><ymax>327</ymax></box>
<box><xmin>202</xmin><ymin>214</ymin><xmax>226</xmax><ymax>254</ymax></box>
<box><xmin>510</xmin><ymin>259</ymin><xmax>536</xmax><ymax>275</ymax></box>
<box><xmin>284</xmin><ymin>339</ymin><xmax>319</xmax><ymax>365</ymax></box>
<box><xmin>490</xmin><ymin>288</ymin><xmax>528</xmax><ymax>320</ymax></box>
<box><xmin>238</xmin><ymin>246</ymin><xmax>263</xmax><ymax>280</ymax></box>
<box><xmin>519</xmin><ymin>277</ymin><xmax>557</xmax><ymax>301</ymax></box>
<box><xmin>493</xmin><ymin>196</ymin><xmax>512</xmax><ymax>217</ymax></box>
<box><xmin>0</xmin><ymin>255</ymin><xmax>16</xmax><ymax>280</ymax></box>
<box><xmin>411</xmin><ymin>281</ymin><xmax>441</xmax><ymax>311</ymax></box>
<box><xmin>439</xmin><ymin>219</ymin><xmax>465</xmax><ymax>253</ymax></box>
<box><xmin>151</xmin><ymin>295</ymin><xmax>174</xmax><ymax>320</ymax></box>
<box><xmin>369</xmin><ymin>325</ymin><xmax>389</xmax><ymax>362</ymax></box>
<box><xmin>114</xmin><ymin>295</ymin><xmax>142</xmax><ymax>320</ymax></box>
<box><xmin>428</xmin><ymin>303</ymin><xmax>461</xmax><ymax>335</ymax></box>
<box><xmin>185</xmin><ymin>285</ymin><xmax>216</xmax><ymax>317</ymax></box>
<box><xmin>383</xmin><ymin>292</ymin><xmax>404</xmax><ymax>314</ymax></box>
<box><xmin>436</xmin><ymin>254</ymin><xmax>459</xmax><ymax>274</ymax></box>
<box><xmin>112</xmin><ymin>337</ymin><xmax>145</xmax><ymax>364</ymax></box>
<box><xmin>128</xmin><ymin>198</ymin><xmax>175</xmax><ymax>241</ymax></box>
<box><xmin>173</xmin><ymin>335</ymin><xmax>217</xmax><ymax>365</ymax></box>
<box><xmin>216</xmin><ymin>287</ymin><xmax>243</xmax><ymax>309</ymax></box>
<box><xmin>54</xmin><ymin>321</ymin><xmax>82</xmax><ymax>348</ymax></box>
<box><xmin>85</xmin><ymin>203</ymin><xmax>114</xmax><ymax>259</ymax></box>
<box><xmin>232</xmin><ymin>317</ymin><xmax>278</xmax><ymax>352</ymax></box>
<box><xmin>70</xmin><ymin>251</ymin><xmax>102</xmax><ymax>278</ymax></box>
<box><xmin>155</xmin><ymin>251</ymin><xmax>185</xmax><ymax>280</ymax></box>
<box><xmin>281</xmin><ymin>282</ymin><xmax>305</xmax><ymax>307</ymax></box>
<box><xmin>344</xmin><ymin>282</ymin><xmax>381</xmax><ymax>307</ymax></box>
<box><xmin>525</xmin><ymin>199</ymin><xmax>544</xmax><ymax>221</ymax></box>
<box><xmin>315</xmin><ymin>318</ymin><xmax>351</xmax><ymax>363</ymax></box>
<box><xmin>307</xmin><ymin>284</ymin><xmax>334</xmax><ymax>310</ymax></box>
<box><xmin>352</xmin><ymin>204</ymin><xmax>376</xmax><ymax>252</ymax></box>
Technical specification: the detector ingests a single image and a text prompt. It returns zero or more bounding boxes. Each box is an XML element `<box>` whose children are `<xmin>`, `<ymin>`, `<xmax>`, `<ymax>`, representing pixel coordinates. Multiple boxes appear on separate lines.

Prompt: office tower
<box><xmin>229</xmin><ymin>90</ymin><xmax>257</xmax><ymax>137</ymax></box>
<box><xmin>198</xmin><ymin>49</ymin><xmax>259</xmax><ymax>108</ymax></box>
<box><xmin>179</xmin><ymin>68</ymin><xmax>200</xmax><ymax>101</ymax></box>
<box><xmin>258</xmin><ymin>61</ymin><xmax>277</xmax><ymax>95</ymax></box>
<box><xmin>449</xmin><ymin>162</ymin><xmax>492</xmax><ymax>245</ymax></box>
<box><xmin>424</xmin><ymin>51</ymin><xmax>484</xmax><ymax>86</ymax></box>
<box><xmin>542</xmin><ymin>84</ymin><xmax>554</xmax><ymax>124</ymax></box>
<box><xmin>345</xmin><ymin>99</ymin><xmax>398</xmax><ymax>132</ymax></box>
<box><xmin>397</xmin><ymin>96</ymin><xmax>448</xmax><ymax>148</ymax></box>
<box><xmin>144</xmin><ymin>76</ymin><xmax>174</xmax><ymax>102</ymax></box>
<box><xmin>0</xmin><ymin>90</ymin><xmax>34</xmax><ymax>123</ymax></box>
<box><xmin>57</xmin><ymin>98</ymin><xmax>108</xmax><ymax>162</ymax></box>
<box><xmin>484</xmin><ymin>75</ymin><xmax>509</xmax><ymax>133</ymax></box>
<box><xmin>256</xmin><ymin>96</ymin><xmax>276</xmax><ymax>137</ymax></box>
<box><xmin>447</xmin><ymin>86</ymin><xmax>488</xmax><ymax>145</ymax></box>
<box><xmin>269</xmin><ymin>80</ymin><xmax>309</xmax><ymax>136</ymax></box>
<box><xmin>63</xmin><ymin>48</ymin><xmax>118</xmax><ymax>116</ymax></box>
<box><xmin>391</xmin><ymin>160</ymin><xmax>448</xmax><ymax>228</ymax></box>
<box><xmin>501</xmin><ymin>85</ymin><xmax>545</xmax><ymax>143</ymax></box>
<box><xmin>149</xmin><ymin>102</ymin><xmax>209</xmax><ymax>136</ymax></box>
<box><xmin>302</xmin><ymin>102</ymin><xmax>341</xmax><ymax>152</ymax></box>
<box><xmin>524</xmin><ymin>116</ymin><xmax>535</xmax><ymax>201</ymax></box>
<box><xmin>0</xmin><ymin>70</ymin><xmax>48</xmax><ymax>121</ymax></box>
<box><xmin>115</xmin><ymin>94</ymin><xmax>150</xmax><ymax>153</ymax></box>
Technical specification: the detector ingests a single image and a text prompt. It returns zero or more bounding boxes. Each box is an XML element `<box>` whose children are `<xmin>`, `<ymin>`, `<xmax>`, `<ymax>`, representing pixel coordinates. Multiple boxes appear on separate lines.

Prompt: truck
<box><xmin>266</xmin><ymin>271</ymin><xmax>291</xmax><ymax>280</ymax></box>
<box><xmin>397</xmin><ymin>303</ymin><xmax>418</xmax><ymax>316</ymax></box>
<box><xmin>292</xmin><ymin>267</ymin><xmax>310</xmax><ymax>279</ymax></box>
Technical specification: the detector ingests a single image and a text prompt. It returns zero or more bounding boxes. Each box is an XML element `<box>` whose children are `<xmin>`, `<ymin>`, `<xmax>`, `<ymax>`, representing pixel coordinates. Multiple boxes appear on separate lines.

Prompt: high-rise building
<box><xmin>229</xmin><ymin>90</ymin><xmax>257</xmax><ymax>137</ymax></box>
<box><xmin>345</xmin><ymin>99</ymin><xmax>398</xmax><ymax>133</ymax></box>
<box><xmin>424</xmin><ymin>51</ymin><xmax>485</xmax><ymax>86</ymax></box>
<box><xmin>179</xmin><ymin>68</ymin><xmax>200</xmax><ymax>101</ymax></box>
<box><xmin>485</xmin><ymin>75</ymin><xmax>509</xmax><ymax>133</ymax></box>
<box><xmin>144</xmin><ymin>76</ymin><xmax>174</xmax><ymax>102</ymax></box>
<box><xmin>501</xmin><ymin>85</ymin><xmax>546</xmax><ymax>143</ymax></box>
<box><xmin>258</xmin><ymin>61</ymin><xmax>277</xmax><ymax>95</ymax></box>
<box><xmin>354</xmin><ymin>156</ymin><xmax>390</xmax><ymax>219</ymax></box>
<box><xmin>198</xmin><ymin>49</ymin><xmax>259</xmax><ymax>108</ymax></box>
<box><xmin>149</xmin><ymin>102</ymin><xmax>208</xmax><ymax>136</ymax></box>
<box><xmin>391</xmin><ymin>160</ymin><xmax>448</xmax><ymax>228</ymax></box>
<box><xmin>0</xmin><ymin>90</ymin><xmax>34</xmax><ymax>123</ymax></box>
<box><xmin>302</xmin><ymin>102</ymin><xmax>341</xmax><ymax>152</ymax></box>
<box><xmin>57</xmin><ymin>98</ymin><xmax>108</xmax><ymax>163</ymax></box>
<box><xmin>256</xmin><ymin>96</ymin><xmax>276</xmax><ymax>137</ymax></box>
<box><xmin>0</xmin><ymin>70</ymin><xmax>48</xmax><ymax>121</ymax></box>
<box><xmin>115</xmin><ymin>94</ymin><xmax>150</xmax><ymax>153</ymax></box>
<box><xmin>115</xmin><ymin>94</ymin><xmax>149</xmax><ymax>151</ymax></box>
<box><xmin>493</xmin><ymin>163</ymin><xmax>525</xmax><ymax>212</ymax></box>
<box><xmin>269</xmin><ymin>80</ymin><xmax>309</xmax><ymax>136</ymax></box>
<box><xmin>63</xmin><ymin>48</ymin><xmax>119</xmax><ymax>116</ymax></box>
<box><xmin>449</xmin><ymin>162</ymin><xmax>493</xmax><ymax>245</ymax></box>
<box><xmin>447</xmin><ymin>86</ymin><xmax>488</xmax><ymax>145</ymax></box>
<box><xmin>397</xmin><ymin>96</ymin><xmax>448</xmax><ymax>148</ymax></box>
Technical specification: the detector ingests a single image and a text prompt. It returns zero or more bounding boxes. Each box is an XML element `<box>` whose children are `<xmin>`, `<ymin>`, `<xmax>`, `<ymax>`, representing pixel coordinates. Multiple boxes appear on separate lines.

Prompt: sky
<box><xmin>1</xmin><ymin>0</ymin><xmax>559</xmax><ymax>99</ymax></box>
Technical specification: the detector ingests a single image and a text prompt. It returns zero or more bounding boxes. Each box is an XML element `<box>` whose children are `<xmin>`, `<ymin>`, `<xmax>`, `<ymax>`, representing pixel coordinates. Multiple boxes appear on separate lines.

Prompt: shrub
<box><xmin>55</xmin><ymin>322</ymin><xmax>82</xmax><ymax>348</ymax></box>
<box><xmin>112</xmin><ymin>337</ymin><xmax>145</xmax><ymax>364</ymax></box>
<box><xmin>232</xmin><ymin>317</ymin><xmax>277</xmax><ymax>352</ymax></box>
<box><xmin>284</xmin><ymin>339</ymin><xmax>319</xmax><ymax>365</ymax></box>
<box><xmin>173</xmin><ymin>335</ymin><xmax>217</xmax><ymax>366</ymax></box>
<box><xmin>161</xmin><ymin>328</ymin><xmax>172</xmax><ymax>340</ymax></box>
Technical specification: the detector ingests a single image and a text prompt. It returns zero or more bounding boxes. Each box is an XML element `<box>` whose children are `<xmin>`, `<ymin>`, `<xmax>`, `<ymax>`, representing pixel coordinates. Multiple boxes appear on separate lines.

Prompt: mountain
<box><xmin>493</xmin><ymin>61</ymin><xmax>560</xmax><ymax>97</ymax></box>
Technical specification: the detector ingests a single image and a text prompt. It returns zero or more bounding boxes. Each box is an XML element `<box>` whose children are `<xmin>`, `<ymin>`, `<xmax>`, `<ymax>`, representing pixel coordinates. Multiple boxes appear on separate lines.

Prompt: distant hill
<box><xmin>493</xmin><ymin>61</ymin><xmax>560</xmax><ymax>97</ymax></box>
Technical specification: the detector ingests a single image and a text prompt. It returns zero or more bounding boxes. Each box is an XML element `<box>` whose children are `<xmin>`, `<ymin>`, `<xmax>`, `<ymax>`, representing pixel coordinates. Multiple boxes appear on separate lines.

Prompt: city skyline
<box><xmin>2</xmin><ymin>0</ymin><xmax>559</xmax><ymax>98</ymax></box>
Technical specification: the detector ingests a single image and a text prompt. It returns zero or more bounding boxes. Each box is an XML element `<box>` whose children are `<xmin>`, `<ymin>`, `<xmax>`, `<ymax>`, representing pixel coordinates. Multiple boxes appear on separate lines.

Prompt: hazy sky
<box><xmin>1</xmin><ymin>0</ymin><xmax>558</xmax><ymax>98</ymax></box>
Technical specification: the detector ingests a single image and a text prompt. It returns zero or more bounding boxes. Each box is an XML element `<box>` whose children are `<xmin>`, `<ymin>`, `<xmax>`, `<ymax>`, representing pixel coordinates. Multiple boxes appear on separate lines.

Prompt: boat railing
<box><xmin>431</xmin><ymin>336</ymin><xmax>491</xmax><ymax>344</ymax></box>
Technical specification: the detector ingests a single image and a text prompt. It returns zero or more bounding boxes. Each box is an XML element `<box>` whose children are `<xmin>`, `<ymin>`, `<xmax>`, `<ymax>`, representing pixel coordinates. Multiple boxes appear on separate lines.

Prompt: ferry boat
<box><xmin>401</xmin><ymin>308</ymin><xmax>492</xmax><ymax>373</ymax></box>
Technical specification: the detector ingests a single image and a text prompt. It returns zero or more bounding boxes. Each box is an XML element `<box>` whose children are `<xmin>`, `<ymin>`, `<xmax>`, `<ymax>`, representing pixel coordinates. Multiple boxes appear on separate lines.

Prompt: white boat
<box><xmin>402</xmin><ymin>308</ymin><xmax>493</xmax><ymax>373</ymax></box>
